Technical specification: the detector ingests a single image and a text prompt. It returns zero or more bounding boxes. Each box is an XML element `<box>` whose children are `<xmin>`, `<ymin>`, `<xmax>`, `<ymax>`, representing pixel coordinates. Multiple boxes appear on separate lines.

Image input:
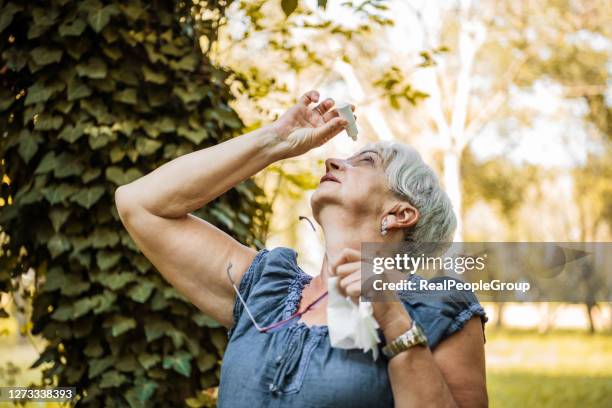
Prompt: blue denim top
<box><xmin>218</xmin><ymin>247</ymin><xmax>487</xmax><ymax>408</ymax></box>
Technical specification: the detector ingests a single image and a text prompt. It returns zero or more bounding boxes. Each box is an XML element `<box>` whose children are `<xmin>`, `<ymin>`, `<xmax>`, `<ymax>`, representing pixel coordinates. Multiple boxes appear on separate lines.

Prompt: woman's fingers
<box><xmin>322</xmin><ymin>109</ymin><xmax>339</xmax><ymax>122</ymax></box>
<box><xmin>322</xmin><ymin>104</ymin><xmax>356</xmax><ymax>122</ymax></box>
<box><xmin>335</xmin><ymin>261</ymin><xmax>360</xmax><ymax>277</ymax></box>
<box><xmin>331</xmin><ymin>248</ymin><xmax>361</xmax><ymax>275</ymax></box>
<box><xmin>299</xmin><ymin>90</ymin><xmax>320</xmax><ymax>106</ymax></box>
<box><xmin>313</xmin><ymin>98</ymin><xmax>334</xmax><ymax>116</ymax></box>
<box><xmin>311</xmin><ymin>117</ymin><xmax>347</xmax><ymax>144</ymax></box>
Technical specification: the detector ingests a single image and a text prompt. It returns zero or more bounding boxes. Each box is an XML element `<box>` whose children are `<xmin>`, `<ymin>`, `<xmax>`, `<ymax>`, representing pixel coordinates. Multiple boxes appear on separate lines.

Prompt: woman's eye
<box><xmin>361</xmin><ymin>156</ymin><xmax>374</xmax><ymax>163</ymax></box>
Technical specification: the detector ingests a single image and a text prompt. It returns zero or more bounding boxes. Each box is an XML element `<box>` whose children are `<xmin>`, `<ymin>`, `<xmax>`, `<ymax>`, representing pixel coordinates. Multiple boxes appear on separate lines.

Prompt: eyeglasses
<box><xmin>226</xmin><ymin>215</ymin><xmax>328</xmax><ymax>334</ymax></box>
<box><xmin>227</xmin><ymin>262</ymin><xmax>328</xmax><ymax>333</ymax></box>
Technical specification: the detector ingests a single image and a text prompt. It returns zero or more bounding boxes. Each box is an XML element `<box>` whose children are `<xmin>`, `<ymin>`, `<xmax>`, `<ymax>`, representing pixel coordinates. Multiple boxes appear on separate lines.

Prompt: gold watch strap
<box><xmin>382</xmin><ymin>320</ymin><xmax>428</xmax><ymax>359</ymax></box>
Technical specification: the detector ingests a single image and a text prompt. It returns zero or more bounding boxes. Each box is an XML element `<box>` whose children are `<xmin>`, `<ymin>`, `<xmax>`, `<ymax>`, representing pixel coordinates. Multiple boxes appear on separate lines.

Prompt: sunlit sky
<box><xmin>298</xmin><ymin>0</ymin><xmax>612</xmax><ymax>168</ymax></box>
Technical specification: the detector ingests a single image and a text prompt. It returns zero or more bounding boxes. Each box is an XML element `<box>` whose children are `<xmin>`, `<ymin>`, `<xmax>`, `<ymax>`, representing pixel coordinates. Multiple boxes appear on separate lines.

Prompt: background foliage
<box><xmin>0</xmin><ymin>0</ymin><xmax>270</xmax><ymax>406</ymax></box>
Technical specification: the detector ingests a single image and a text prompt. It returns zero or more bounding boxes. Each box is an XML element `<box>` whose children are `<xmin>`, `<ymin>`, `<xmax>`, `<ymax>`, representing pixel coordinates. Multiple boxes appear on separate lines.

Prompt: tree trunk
<box><xmin>495</xmin><ymin>303</ymin><xmax>505</xmax><ymax>328</ymax></box>
<box><xmin>444</xmin><ymin>150</ymin><xmax>463</xmax><ymax>241</ymax></box>
<box><xmin>585</xmin><ymin>303</ymin><xmax>596</xmax><ymax>334</ymax></box>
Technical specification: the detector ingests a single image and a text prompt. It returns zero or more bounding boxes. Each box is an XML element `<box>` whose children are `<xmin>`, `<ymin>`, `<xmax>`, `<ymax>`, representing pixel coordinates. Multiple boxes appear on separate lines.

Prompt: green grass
<box><xmin>486</xmin><ymin>328</ymin><xmax>612</xmax><ymax>408</ymax></box>
<box><xmin>3</xmin><ymin>316</ymin><xmax>612</xmax><ymax>407</ymax></box>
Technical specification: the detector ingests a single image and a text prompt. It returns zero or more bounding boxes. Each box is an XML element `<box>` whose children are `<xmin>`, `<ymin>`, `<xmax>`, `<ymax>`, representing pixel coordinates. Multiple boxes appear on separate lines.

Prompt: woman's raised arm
<box><xmin>114</xmin><ymin>90</ymin><xmax>348</xmax><ymax>328</ymax></box>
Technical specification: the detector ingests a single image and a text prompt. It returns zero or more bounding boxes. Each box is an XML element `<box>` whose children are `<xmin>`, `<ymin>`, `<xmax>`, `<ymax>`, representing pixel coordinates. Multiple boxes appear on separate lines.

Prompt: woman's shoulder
<box><xmin>237</xmin><ymin>246</ymin><xmax>306</xmax><ymax>298</ymax></box>
<box><xmin>398</xmin><ymin>274</ymin><xmax>488</xmax><ymax>349</ymax></box>
<box><xmin>246</xmin><ymin>246</ymin><xmax>304</xmax><ymax>279</ymax></box>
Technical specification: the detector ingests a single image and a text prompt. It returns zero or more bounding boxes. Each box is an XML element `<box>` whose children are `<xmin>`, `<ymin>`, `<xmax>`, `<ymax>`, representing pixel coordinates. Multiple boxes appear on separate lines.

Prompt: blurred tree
<box><xmin>462</xmin><ymin>148</ymin><xmax>541</xmax><ymax>327</ymax></box>
<box><xmin>0</xmin><ymin>0</ymin><xmax>270</xmax><ymax>406</ymax></box>
<box><xmin>572</xmin><ymin>154</ymin><xmax>612</xmax><ymax>332</ymax></box>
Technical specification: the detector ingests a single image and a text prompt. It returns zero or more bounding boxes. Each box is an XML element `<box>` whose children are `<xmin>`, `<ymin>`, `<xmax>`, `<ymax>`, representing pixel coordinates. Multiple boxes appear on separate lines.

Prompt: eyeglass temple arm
<box><xmin>298</xmin><ymin>216</ymin><xmax>316</xmax><ymax>233</ymax></box>
<box><xmin>226</xmin><ymin>262</ymin><xmax>265</xmax><ymax>332</ymax></box>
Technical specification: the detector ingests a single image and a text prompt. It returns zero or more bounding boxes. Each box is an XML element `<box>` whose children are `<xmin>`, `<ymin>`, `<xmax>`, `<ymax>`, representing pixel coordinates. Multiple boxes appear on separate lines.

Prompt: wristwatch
<box><xmin>382</xmin><ymin>320</ymin><xmax>428</xmax><ymax>359</ymax></box>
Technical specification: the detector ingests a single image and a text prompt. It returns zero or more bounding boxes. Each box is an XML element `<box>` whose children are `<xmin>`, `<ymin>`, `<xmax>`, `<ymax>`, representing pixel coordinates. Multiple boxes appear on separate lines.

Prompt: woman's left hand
<box><xmin>331</xmin><ymin>248</ymin><xmax>413</xmax><ymax>335</ymax></box>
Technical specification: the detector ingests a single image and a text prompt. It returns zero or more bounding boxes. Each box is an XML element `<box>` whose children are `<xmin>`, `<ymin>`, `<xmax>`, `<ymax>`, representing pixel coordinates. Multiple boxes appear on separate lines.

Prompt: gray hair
<box><xmin>360</xmin><ymin>141</ymin><xmax>457</xmax><ymax>254</ymax></box>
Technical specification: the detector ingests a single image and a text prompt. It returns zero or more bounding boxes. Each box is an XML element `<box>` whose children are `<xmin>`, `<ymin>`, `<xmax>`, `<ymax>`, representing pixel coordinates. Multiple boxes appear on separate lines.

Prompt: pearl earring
<box><xmin>381</xmin><ymin>218</ymin><xmax>388</xmax><ymax>236</ymax></box>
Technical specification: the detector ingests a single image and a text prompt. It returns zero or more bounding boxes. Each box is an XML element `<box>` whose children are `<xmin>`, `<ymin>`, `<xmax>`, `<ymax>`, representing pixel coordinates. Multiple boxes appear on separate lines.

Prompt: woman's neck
<box><xmin>310</xmin><ymin>214</ymin><xmax>382</xmax><ymax>291</ymax></box>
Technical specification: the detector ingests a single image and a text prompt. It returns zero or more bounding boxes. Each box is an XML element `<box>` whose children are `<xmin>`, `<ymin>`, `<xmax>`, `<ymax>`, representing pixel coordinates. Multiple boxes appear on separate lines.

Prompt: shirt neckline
<box><xmin>283</xmin><ymin>248</ymin><xmax>329</xmax><ymax>336</ymax></box>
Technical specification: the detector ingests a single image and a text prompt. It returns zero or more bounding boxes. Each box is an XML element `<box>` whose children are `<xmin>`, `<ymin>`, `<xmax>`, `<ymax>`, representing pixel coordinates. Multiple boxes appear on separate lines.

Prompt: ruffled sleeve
<box><xmin>230</xmin><ymin>248</ymin><xmax>270</xmax><ymax>329</ymax></box>
<box><xmin>399</xmin><ymin>275</ymin><xmax>488</xmax><ymax>349</ymax></box>
<box><xmin>227</xmin><ymin>247</ymin><xmax>304</xmax><ymax>339</ymax></box>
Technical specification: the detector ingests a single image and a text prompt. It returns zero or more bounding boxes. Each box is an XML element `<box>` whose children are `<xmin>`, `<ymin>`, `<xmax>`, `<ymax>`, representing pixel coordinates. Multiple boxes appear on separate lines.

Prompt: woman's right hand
<box><xmin>268</xmin><ymin>90</ymin><xmax>353</xmax><ymax>159</ymax></box>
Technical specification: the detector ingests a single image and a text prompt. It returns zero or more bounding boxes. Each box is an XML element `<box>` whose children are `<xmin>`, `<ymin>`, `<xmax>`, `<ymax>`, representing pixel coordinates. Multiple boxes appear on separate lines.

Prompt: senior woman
<box><xmin>115</xmin><ymin>90</ymin><xmax>488</xmax><ymax>407</ymax></box>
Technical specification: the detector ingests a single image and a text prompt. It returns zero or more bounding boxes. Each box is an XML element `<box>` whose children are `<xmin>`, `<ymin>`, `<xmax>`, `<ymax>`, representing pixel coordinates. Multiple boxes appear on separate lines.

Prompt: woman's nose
<box><xmin>325</xmin><ymin>158</ymin><xmax>345</xmax><ymax>172</ymax></box>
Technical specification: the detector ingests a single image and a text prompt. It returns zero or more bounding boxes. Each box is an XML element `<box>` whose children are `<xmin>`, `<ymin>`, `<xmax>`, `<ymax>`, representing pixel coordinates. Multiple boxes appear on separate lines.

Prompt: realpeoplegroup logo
<box><xmin>361</xmin><ymin>242</ymin><xmax>611</xmax><ymax>302</ymax></box>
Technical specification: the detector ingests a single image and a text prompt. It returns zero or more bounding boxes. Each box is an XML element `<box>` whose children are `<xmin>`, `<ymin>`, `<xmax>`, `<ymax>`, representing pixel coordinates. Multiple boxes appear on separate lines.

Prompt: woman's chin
<box><xmin>311</xmin><ymin>189</ymin><xmax>340</xmax><ymax>212</ymax></box>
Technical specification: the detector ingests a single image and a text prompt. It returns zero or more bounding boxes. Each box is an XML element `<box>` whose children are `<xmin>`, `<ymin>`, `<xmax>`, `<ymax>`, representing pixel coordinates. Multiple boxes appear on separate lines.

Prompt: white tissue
<box><xmin>327</xmin><ymin>276</ymin><xmax>381</xmax><ymax>361</ymax></box>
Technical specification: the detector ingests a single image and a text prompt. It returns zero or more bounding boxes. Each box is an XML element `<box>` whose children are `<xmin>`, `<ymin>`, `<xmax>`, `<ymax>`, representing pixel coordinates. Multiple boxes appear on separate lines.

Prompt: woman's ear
<box><xmin>385</xmin><ymin>202</ymin><xmax>419</xmax><ymax>230</ymax></box>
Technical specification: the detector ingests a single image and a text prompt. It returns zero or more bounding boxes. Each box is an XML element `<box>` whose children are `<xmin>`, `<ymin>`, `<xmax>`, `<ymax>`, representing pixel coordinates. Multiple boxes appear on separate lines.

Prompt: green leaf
<box><xmin>84</xmin><ymin>339</ymin><xmax>104</xmax><ymax>357</ymax></box>
<box><xmin>210</xmin><ymin>330</ymin><xmax>228</xmax><ymax>355</ymax></box>
<box><xmin>192</xmin><ymin>314</ymin><xmax>222</xmax><ymax>328</ymax></box>
<box><xmin>177</xmin><ymin>126</ymin><xmax>208</xmax><ymax>144</ymax></box>
<box><xmin>25</xmin><ymin>80</ymin><xmax>63</xmax><ymax>106</ymax></box>
<box><xmin>51</xmin><ymin>303</ymin><xmax>74</xmax><ymax>321</ymax></box>
<box><xmin>34</xmin><ymin>113</ymin><xmax>63</xmax><ymax>130</ymax></box>
<box><xmin>102</xmin><ymin>44</ymin><xmax>123</xmax><ymax>61</ymax></box>
<box><xmin>18</xmin><ymin>130</ymin><xmax>42</xmax><ymax>163</ymax></box>
<box><xmin>281</xmin><ymin>0</ymin><xmax>298</xmax><ymax>17</ymax></box>
<box><xmin>142</xmin><ymin>65</ymin><xmax>167</xmax><ymax>84</ymax></box>
<box><xmin>3</xmin><ymin>47</ymin><xmax>28</xmax><ymax>71</ymax></box>
<box><xmin>99</xmin><ymin>370</ymin><xmax>127</xmax><ymax>389</ymax></box>
<box><xmin>62</xmin><ymin>274</ymin><xmax>91</xmax><ymax>296</ymax></box>
<box><xmin>58</xmin><ymin>123</ymin><xmax>85</xmax><ymax>143</ymax></box>
<box><xmin>162</xmin><ymin>351</ymin><xmax>192</xmax><ymax>377</ymax></box>
<box><xmin>144</xmin><ymin>320</ymin><xmax>173</xmax><ymax>342</ymax></box>
<box><xmin>97</xmin><ymin>272</ymin><xmax>136</xmax><ymax>290</ymax></box>
<box><xmin>113</xmin><ymin>88</ymin><xmax>138</xmax><ymax>104</ymax></box>
<box><xmin>0</xmin><ymin>3</ymin><xmax>23</xmax><ymax>33</ymax></box>
<box><xmin>54</xmin><ymin>153</ymin><xmax>84</xmax><ymax>178</ymax></box>
<box><xmin>127</xmin><ymin>280</ymin><xmax>155</xmax><ymax>303</ymax></box>
<box><xmin>110</xmin><ymin>316</ymin><xmax>137</xmax><ymax>337</ymax></box>
<box><xmin>66</xmin><ymin>77</ymin><xmax>92</xmax><ymax>100</ymax></box>
<box><xmin>92</xmin><ymin>290</ymin><xmax>117</xmax><ymax>314</ymax></box>
<box><xmin>34</xmin><ymin>151</ymin><xmax>56</xmax><ymax>174</ymax></box>
<box><xmin>49</xmin><ymin>207</ymin><xmax>71</xmax><ymax>232</ymax></box>
<box><xmin>170</xmin><ymin>54</ymin><xmax>198</xmax><ymax>72</ymax></box>
<box><xmin>110</xmin><ymin>146</ymin><xmax>126</xmax><ymax>163</ymax></box>
<box><xmin>59</xmin><ymin>18</ymin><xmax>87</xmax><ymax>37</ymax></box>
<box><xmin>96</xmin><ymin>250</ymin><xmax>121</xmax><ymax>270</ymax></box>
<box><xmin>30</xmin><ymin>46</ymin><xmax>63</xmax><ymax>66</ymax></box>
<box><xmin>76</xmin><ymin>57</ymin><xmax>108</xmax><ymax>79</ymax></box>
<box><xmin>42</xmin><ymin>184</ymin><xmax>78</xmax><ymax>205</ymax></box>
<box><xmin>116</xmin><ymin>355</ymin><xmax>139</xmax><ymax>372</ymax></box>
<box><xmin>105</xmin><ymin>166</ymin><xmax>143</xmax><ymax>186</ymax></box>
<box><xmin>82</xmin><ymin>168</ymin><xmax>101</xmax><ymax>183</ymax></box>
<box><xmin>136</xmin><ymin>138</ymin><xmax>162</xmax><ymax>156</ymax></box>
<box><xmin>91</xmin><ymin>227</ymin><xmax>120</xmax><ymax>248</ymax></box>
<box><xmin>121</xmin><ymin>2</ymin><xmax>146</xmax><ymax>21</ymax></box>
<box><xmin>70</xmin><ymin>186</ymin><xmax>105</xmax><ymax>209</ymax></box>
<box><xmin>41</xmin><ymin>267</ymin><xmax>64</xmax><ymax>292</ymax></box>
<box><xmin>137</xmin><ymin>353</ymin><xmax>161</xmax><ymax>370</ymax></box>
<box><xmin>196</xmin><ymin>353</ymin><xmax>216</xmax><ymax>371</ymax></box>
<box><xmin>73</xmin><ymin>298</ymin><xmax>96</xmax><ymax>318</ymax></box>
<box><xmin>48</xmin><ymin>234</ymin><xmax>72</xmax><ymax>258</ymax></box>
<box><xmin>89</xmin><ymin>356</ymin><xmax>114</xmax><ymax>378</ymax></box>
<box><xmin>125</xmin><ymin>378</ymin><xmax>158</xmax><ymax>407</ymax></box>
<box><xmin>88</xmin><ymin>4</ymin><xmax>120</xmax><ymax>33</ymax></box>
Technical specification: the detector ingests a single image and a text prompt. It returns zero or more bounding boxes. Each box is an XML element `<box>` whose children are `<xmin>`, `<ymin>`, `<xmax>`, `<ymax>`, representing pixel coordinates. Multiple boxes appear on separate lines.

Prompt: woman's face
<box><xmin>311</xmin><ymin>149</ymin><xmax>392</xmax><ymax>221</ymax></box>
